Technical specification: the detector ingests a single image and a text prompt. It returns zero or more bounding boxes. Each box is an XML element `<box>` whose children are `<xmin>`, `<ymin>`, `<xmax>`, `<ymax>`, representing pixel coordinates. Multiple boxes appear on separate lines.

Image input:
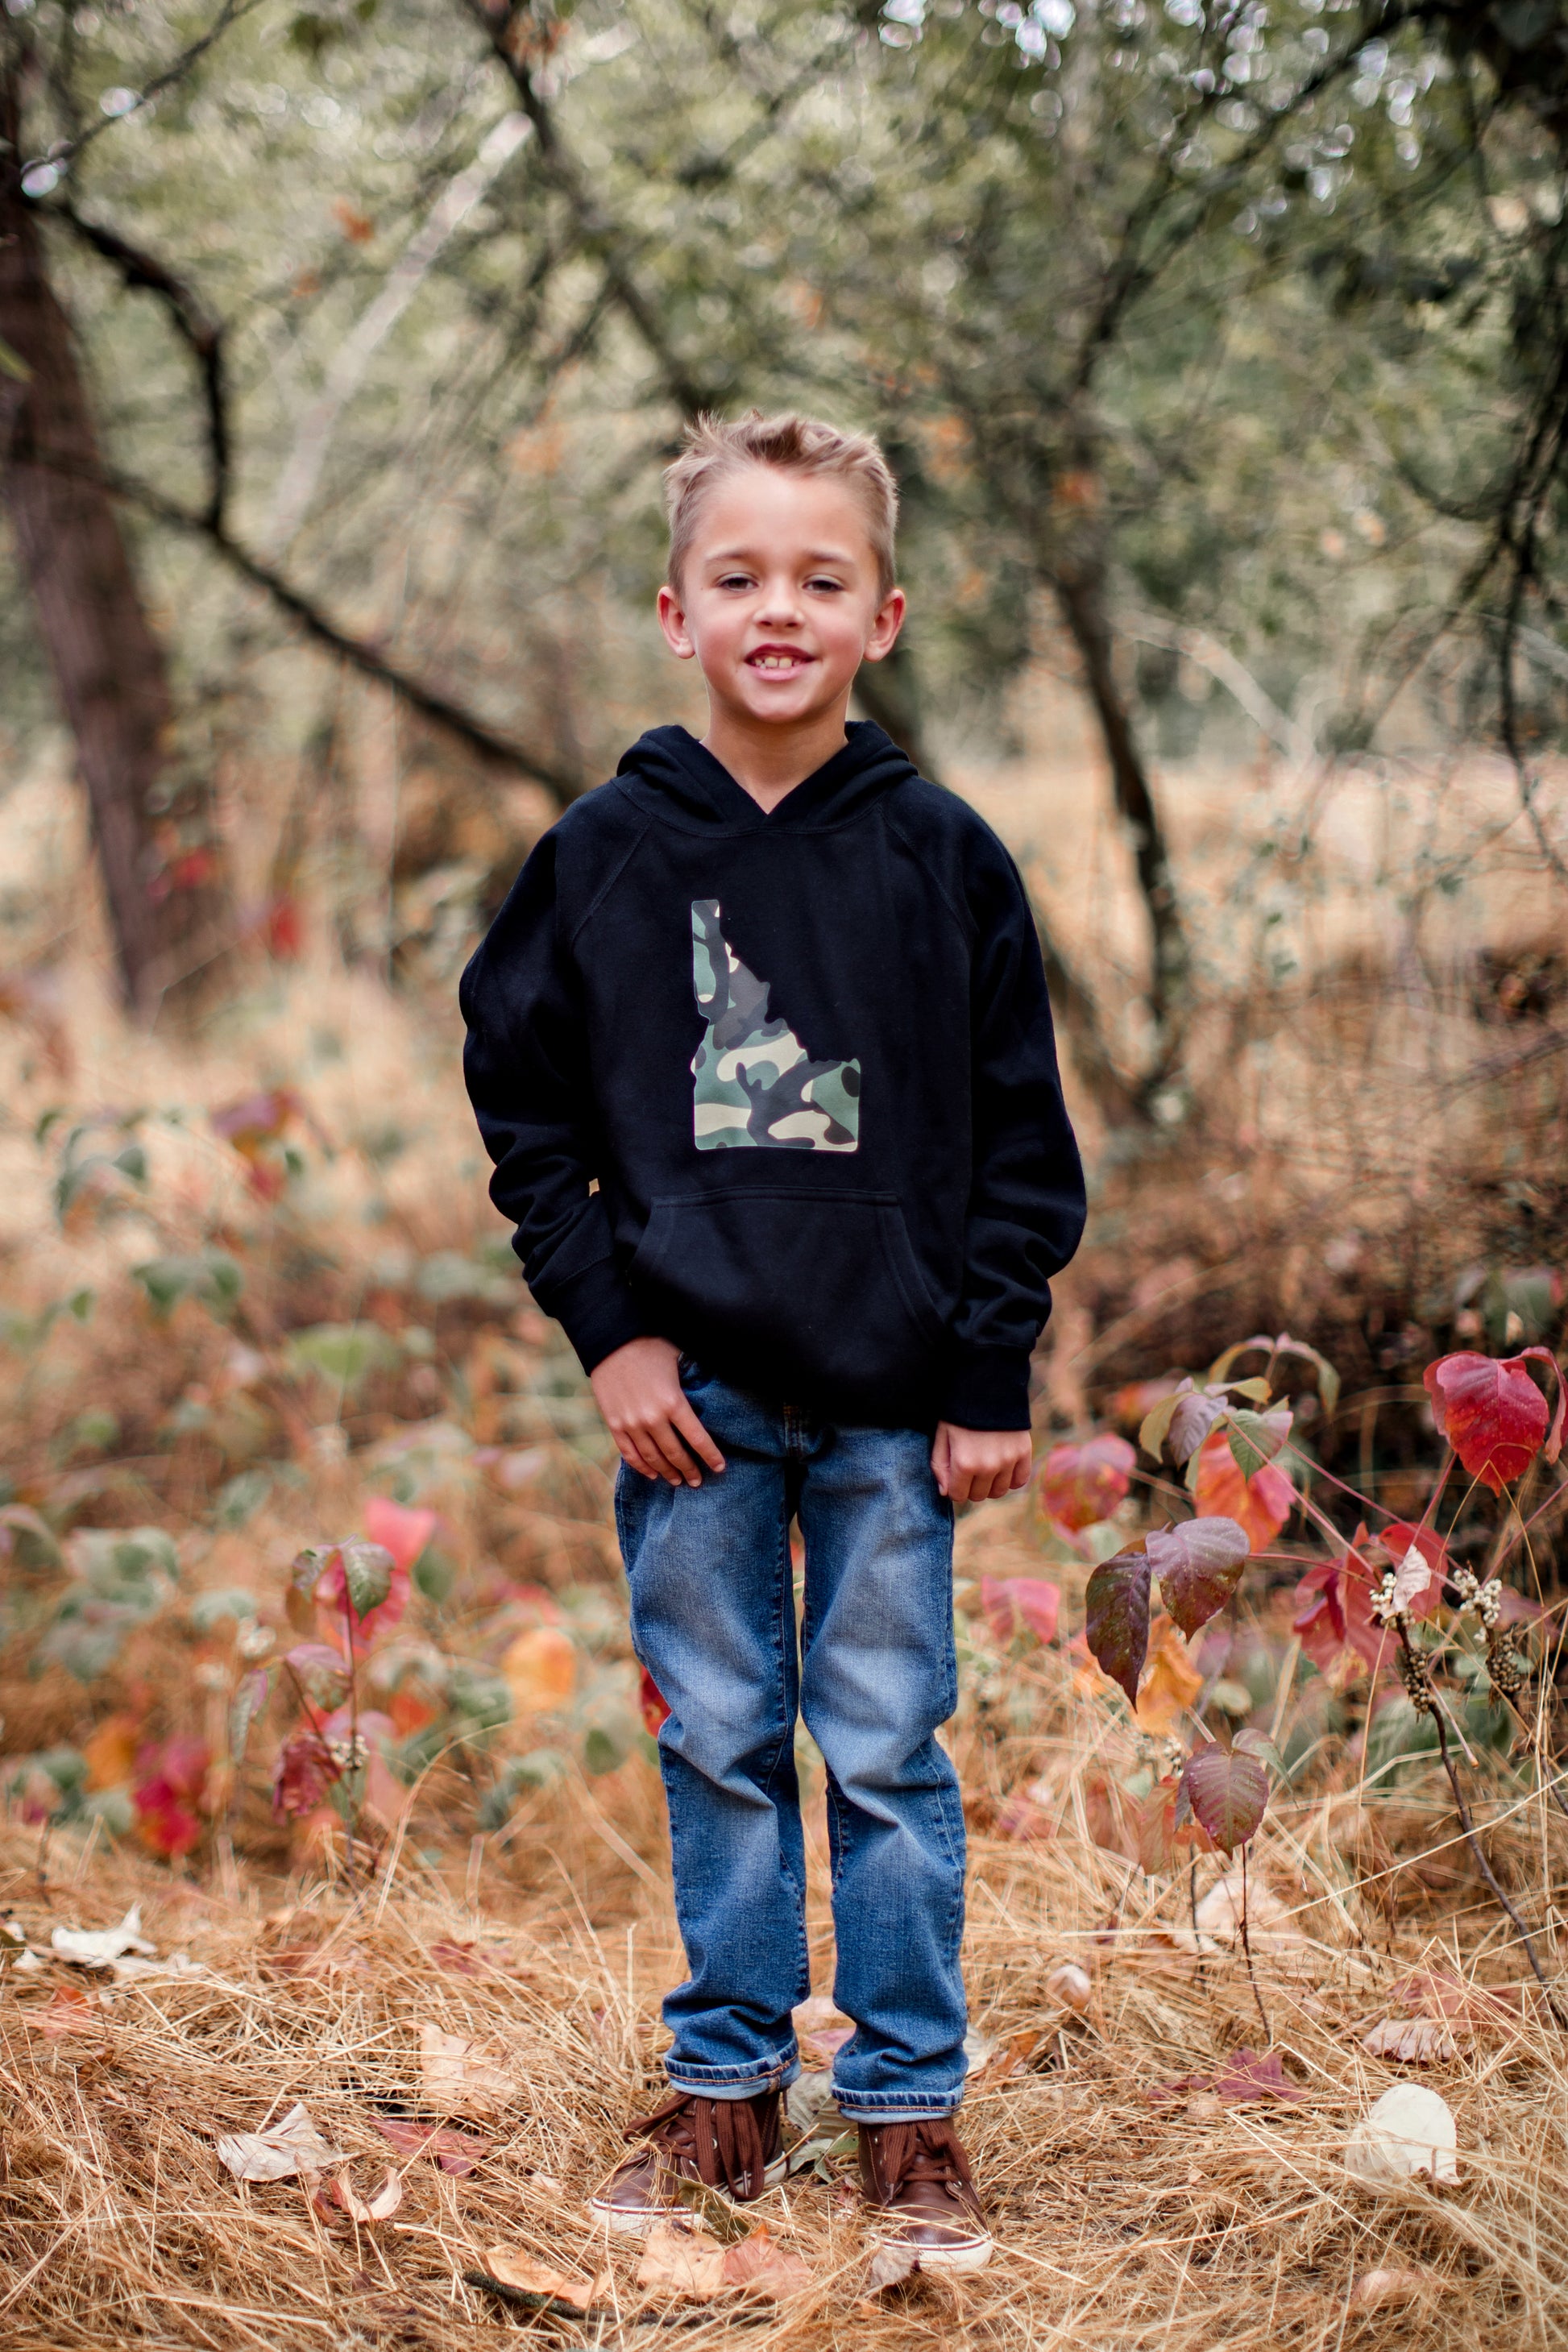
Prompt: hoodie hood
<box><xmin>616</xmin><ymin>720</ymin><xmax>918</xmax><ymax>833</ymax></box>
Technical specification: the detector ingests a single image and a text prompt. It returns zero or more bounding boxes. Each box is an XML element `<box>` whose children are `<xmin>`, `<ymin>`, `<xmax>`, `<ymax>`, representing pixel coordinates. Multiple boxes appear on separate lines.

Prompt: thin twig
<box><xmin>1238</xmin><ymin>1843</ymin><xmax>1271</xmax><ymax>2044</ymax></box>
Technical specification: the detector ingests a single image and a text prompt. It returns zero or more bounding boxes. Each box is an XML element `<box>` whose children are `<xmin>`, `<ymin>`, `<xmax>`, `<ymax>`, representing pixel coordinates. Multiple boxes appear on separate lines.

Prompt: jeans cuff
<box><xmin>832</xmin><ymin>2091</ymin><xmax>964</xmax><ymax>2121</ymax></box>
<box><xmin>666</xmin><ymin>2050</ymin><xmax>799</xmax><ymax>2100</ymax></box>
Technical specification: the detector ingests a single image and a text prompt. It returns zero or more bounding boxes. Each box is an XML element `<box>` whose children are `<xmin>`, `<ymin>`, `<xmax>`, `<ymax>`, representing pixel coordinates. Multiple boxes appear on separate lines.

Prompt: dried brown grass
<box><xmin>6</xmin><ymin>1652</ymin><xmax>1568</xmax><ymax>2352</ymax></box>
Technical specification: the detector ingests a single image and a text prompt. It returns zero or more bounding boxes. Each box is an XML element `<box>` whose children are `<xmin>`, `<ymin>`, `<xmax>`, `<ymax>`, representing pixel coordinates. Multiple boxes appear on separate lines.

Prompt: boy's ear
<box><xmin>861</xmin><ymin>587</ymin><xmax>907</xmax><ymax>664</ymax></box>
<box><xmin>657</xmin><ymin>583</ymin><xmax>697</xmax><ymax>661</ymax></box>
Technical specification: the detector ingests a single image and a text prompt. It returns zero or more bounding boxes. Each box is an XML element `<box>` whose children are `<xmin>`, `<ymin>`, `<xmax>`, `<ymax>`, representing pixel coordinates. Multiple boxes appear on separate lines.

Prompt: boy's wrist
<box><xmin>938</xmin><ymin>1342</ymin><xmax>1033</xmax><ymax>1433</ymax></box>
<box><xmin>549</xmin><ymin>1257</ymin><xmax>648</xmax><ymax>1378</ymax></box>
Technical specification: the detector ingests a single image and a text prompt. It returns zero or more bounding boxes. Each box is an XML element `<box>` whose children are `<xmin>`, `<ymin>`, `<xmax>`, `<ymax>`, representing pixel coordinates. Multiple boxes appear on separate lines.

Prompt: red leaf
<box><xmin>639</xmin><ymin>1667</ymin><xmax>670</xmax><ymax>1737</ymax></box>
<box><xmin>981</xmin><ymin>1575</ymin><xmax>1062</xmax><ymax>1645</ymax></box>
<box><xmin>1292</xmin><ymin>1530</ymin><xmax>1393</xmax><ymax>1674</ymax></box>
<box><xmin>363</xmin><ymin>1497</ymin><xmax>438</xmax><ymax>1576</ymax></box>
<box><xmin>1178</xmin><ymin>1740</ymin><xmax>1270</xmax><ymax>1853</ymax></box>
<box><xmin>132</xmin><ymin>1781</ymin><xmax>204</xmax><ymax>1858</ymax></box>
<box><xmin>272</xmin><ymin>1730</ymin><xmax>342</xmax><ymax>1819</ymax></box>
<box><xmin>1424</xmin><ymin>1350</ymin><xmax>1564</xmax><ymax>1493</ymax></box>
<box><xmin>1149</xmin><ymin>2047</ymin><xmax>1303</xmax><ymax>2106</ymax></box>
<box><xmin>1145</xmin><ymin>1517</ymin><xmax>1250</xmax><ymax>1638</ymax></box>
<box><xmin>1037</xmin><ymin>1434</ymin><xmax>1135</xmax><ymax>1531</ymax></box>
<box><xmin>1193</xmin><ymin>1430</ymin><xmax>1294</xmax><ymax>1551</ymax></box>
<box><xmin>374</xmin><ymin>2118</ymin><xmax>491</xmax><ymax>2175</ymax></box>
<box><xmin>1082</xmin><ymin>1770</ymin><xmax>1138</xmax><ymax>1860</ymax></box>
<box><xmin>1085</xmin><ymin>1546</ymin><xmax>1152</xmax><ymax>1707</ymax></box>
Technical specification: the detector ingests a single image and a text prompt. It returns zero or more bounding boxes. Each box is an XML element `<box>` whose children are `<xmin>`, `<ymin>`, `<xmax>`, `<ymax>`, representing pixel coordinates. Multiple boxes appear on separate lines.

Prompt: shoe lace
<box><xmin>624</xmin><ymin>2092</ymin><xmax>773</xmax><ymax>2200</ymax></box>
<box><xmin>873</xmin><ymin>2120</ymin><xmax>978</xmax><ymax>2203</ymax></box>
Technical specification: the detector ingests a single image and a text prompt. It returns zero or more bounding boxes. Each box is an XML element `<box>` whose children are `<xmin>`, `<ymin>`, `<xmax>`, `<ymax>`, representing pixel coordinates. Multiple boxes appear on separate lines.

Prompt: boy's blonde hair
<box><xmin>664</xmin><ymin>410</ymin><xmax>899</xmax><ymax>599</ymax></box>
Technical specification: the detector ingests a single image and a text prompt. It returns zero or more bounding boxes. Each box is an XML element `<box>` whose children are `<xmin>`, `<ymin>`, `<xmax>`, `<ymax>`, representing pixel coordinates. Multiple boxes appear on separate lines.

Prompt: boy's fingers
<box><xmin>670</xmin><ymin>1397</ymin><xmax>725</xmax><ymax>1475</ymax></box>
<box><xmin>649</xmin><ymin>1414</ymin><xmax>706</xmax><ymax>1486</ymax></box>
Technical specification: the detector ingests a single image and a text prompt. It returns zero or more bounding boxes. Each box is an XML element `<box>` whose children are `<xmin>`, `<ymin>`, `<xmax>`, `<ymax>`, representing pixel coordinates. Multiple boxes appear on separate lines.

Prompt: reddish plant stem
<box><xmin>1238</xmin><ymin>1843</ymin><xmax>1271</xmax><ymax>2044</ymax></box>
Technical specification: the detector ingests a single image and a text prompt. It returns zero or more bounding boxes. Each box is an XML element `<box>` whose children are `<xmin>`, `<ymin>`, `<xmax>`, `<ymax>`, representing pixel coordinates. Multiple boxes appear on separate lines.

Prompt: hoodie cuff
<box><xmin>938</xmin><ymin>1344</ymin><xmax>1033</xmax><ymax>1432</ymax></box>
<box><xmin>545</xmin><ymin>1257</ymin><xmax>647</xmax><ymax>1377</ymax></box>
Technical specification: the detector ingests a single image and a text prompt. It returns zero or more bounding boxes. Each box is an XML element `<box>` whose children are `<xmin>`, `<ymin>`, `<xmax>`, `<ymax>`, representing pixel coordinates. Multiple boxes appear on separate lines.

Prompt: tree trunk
<box><xmin>0</xmin><ymin>58</ymin><xmax>222</xmax><ymax>1018</ymax></box>
<box><xmin>1051</xmin><ymin>548</ymin><xmax>1188</xmax><ymax>1052</ymax></box>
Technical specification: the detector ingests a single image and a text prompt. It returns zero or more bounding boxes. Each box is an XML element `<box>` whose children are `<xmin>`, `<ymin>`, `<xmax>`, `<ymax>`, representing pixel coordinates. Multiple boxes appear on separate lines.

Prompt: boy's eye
<box><xmin>716</xmin><ymin>573</ymin><xmax>755</xmax><ymax>591</ymax></box>
<box><xmin>807</xmin><ymin>576</ymin><xmax>845</xmax><ymax>593</ymax></box>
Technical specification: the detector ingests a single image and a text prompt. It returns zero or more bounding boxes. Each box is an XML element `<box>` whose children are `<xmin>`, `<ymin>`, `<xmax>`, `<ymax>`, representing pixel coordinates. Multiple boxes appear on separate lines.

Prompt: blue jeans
<box><xmin>615</xmin><ymin>1361</ymin><xmax>968</xmax><ymax>2121</ymax></box>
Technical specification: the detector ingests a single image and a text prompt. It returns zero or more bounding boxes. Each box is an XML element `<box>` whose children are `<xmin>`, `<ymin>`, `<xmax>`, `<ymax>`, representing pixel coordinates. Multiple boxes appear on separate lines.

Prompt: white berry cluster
<box><xmin>1370</xmin><ymin>1569</ymin><xmax>1405</xmax><ymax>1628</ymax></box>
<box><xmin>326</xmin><ymin>1732</ymin><xmax>369</xmax><ymax>1773</ymax></box>
<box><xmin>1450</xmin><ymin>1566</ymin><xmax>1504</xmax><ymax>1629</ymax></box>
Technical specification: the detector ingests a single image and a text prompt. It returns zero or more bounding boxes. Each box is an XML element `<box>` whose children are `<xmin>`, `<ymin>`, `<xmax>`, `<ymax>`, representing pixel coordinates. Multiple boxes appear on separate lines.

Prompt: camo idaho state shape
<box><xmin>689</xmin><ymin>899</ymin><xmax>860</xmax><ymax>1153</ymax></box>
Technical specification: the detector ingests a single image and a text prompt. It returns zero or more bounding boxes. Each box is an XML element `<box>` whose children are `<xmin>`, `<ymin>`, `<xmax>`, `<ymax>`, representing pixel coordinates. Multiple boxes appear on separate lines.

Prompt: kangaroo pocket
<box><xmin>629</xmin><ymin>1188</ymin><xmax>947</xmax><ymax>1408</ymax></box>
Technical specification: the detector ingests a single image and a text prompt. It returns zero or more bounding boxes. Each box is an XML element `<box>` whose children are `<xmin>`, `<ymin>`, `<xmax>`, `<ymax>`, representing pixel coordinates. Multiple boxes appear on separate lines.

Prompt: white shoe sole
<box><xmin>588</xmin><ymin>2155</ymin><xmax>788</xmax><ymax>2236</ymax></box>
<box><xmin>906</xmin><ymin>2232</ymin><xmax>994</xmax><ymax>2275</ymax></box>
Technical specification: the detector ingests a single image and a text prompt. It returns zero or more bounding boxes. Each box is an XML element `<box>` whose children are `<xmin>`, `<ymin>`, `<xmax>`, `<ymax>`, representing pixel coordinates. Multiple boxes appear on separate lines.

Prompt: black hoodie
<box><xmin>459</xmin><ymin>723</ymin><xmax>1085</xmax><ymax>1430</ymax></box>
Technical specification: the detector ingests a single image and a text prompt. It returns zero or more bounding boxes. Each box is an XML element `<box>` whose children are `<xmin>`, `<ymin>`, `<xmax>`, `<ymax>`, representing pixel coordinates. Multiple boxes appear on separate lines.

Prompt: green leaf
<box><xmin>285</xmin><ymin>1321</ymin><xmax>398</xmax><ymax>1391</ymax></box>
<box><xmin>216</xmin><ymin>1467</ymin><xmax>271</xmax><ymax>1529</ymax></box>
<box><xmin>0</xmin><ymin>334</ymin><xmax>32</xmax><ymax>383</ymax></box>
<box><xmin>230</xmin><ymin>1665</ymin><xmax>275</xmax><ymax>1758</ymax></box>
<box><xmin>339</xmin><ymin>1538</ymin><xmax>393</xmax><ymax>1620</ymax></box>
<box><xmin>132</xmin><ymin>1251</ymin><xmax>243</xmax><ymax>1320</ymax></box>
<box><xmin>189</xmin><ymin>1587</ymin><xmax>259</xmax><ymax>1629</ymax></box>
<box><xmin>1225</xmin><ymin>1405</ymin><xmax>1293</xmax><ymax>1479</ymax></box>
<box><xmin>583</xmin><ymin>1724</ymin><xmax>628</xmax><ymax>1777</ymax></box>
<box><xmin>0</xmin><ymin>1504</ymin><xmax>61</xmax><ymax>1570</ymax></box>
<box><xmin>287</xmin><ymin>1545</ymin><xmax>330</xmax><ymax>1632</ymax></box>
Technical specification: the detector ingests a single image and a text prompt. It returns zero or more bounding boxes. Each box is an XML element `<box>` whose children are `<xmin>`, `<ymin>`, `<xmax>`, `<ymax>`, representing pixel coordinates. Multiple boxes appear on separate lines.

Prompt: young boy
<box><xmin>461</xmin><ymin>412</ymin><xmax>1085</xmax><ymax>2270</ymax></box>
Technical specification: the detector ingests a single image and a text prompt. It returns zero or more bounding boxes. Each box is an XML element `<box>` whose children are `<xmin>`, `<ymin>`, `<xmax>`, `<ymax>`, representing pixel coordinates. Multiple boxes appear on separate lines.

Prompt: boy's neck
<box><xmin>700</xmin><ymin>699</ymin><xmax>852</xmax><ymax>815</ymax></box>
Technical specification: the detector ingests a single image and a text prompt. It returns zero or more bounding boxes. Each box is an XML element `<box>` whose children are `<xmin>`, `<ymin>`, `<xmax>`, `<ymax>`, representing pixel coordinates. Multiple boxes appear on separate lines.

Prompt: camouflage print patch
<box><xmin>690</xmin><ymin>899</ymin><xmax>861</xmax><ymax>1153</ymax></box>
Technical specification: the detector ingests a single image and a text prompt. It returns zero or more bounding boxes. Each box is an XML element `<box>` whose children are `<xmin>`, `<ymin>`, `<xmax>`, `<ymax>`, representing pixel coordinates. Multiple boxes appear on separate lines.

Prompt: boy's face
<box><xmin>657</xmin><ymin>466</ymin><xmax>905</xmax><ymax>732</ymax></box>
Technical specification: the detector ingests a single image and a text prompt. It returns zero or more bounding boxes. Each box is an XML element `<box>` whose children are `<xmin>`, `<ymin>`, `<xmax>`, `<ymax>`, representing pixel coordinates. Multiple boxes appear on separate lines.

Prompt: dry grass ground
<box><xmin>6</xmin><ymin>1698</ymin><xmax>1568</xmax><ymax>2352</ymax></box>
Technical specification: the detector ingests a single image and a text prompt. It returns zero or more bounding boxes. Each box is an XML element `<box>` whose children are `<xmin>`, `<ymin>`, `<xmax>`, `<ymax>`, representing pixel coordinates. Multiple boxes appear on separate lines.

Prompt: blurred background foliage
<box><xmin>2</xmin><ymin>0</ymin><xmax>1566</xmax><ymax>1088</ymax></box>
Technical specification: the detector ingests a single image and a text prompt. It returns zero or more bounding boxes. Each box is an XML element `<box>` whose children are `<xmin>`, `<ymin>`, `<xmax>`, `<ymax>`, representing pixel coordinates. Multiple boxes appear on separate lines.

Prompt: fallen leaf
<box><xmin>721</xmin><ymin>2222</ymin><xmax>813</xmax><ymax>2297</ymax></box>
<box><xmin>866</xmin><ymin>2240</ymin><xmax>920</xmax><ymax>2291</ymax></box>
<box><xmin>1165</xmin><ymin>1869</ymin><xmax>1302</xmax><ymax>1952</ymax></box>
<box><xmin>1046</xmin><ymin>1962</ymin><xmax>1093</xmax><ymax>2012</ymax></box>
<box><xmin>51</xmin><ymin>1904</ymin><xmax>156</xmax><ymax>1966</ymax></box>
<box><xmin>417</xmin><ymin>2021</ymin><xmax>512</xmax><ymax>2118</ymax></box>
<box><xmin>1147</xmin><ymin>2047</ymin><xmax>1303</xmax><ymax>2106</ymax></box>
<box><xmin>1352</xmin><ymin>2266</ymin><xmax>1452</xmax><ymax>2308</ymax></box>
<box><xmin>502</xmin><ymin>1624</ymin><xmax>577</xmax><ymax>1714</ymax></box>
<box><xmin>1360</xmin><ymin>2017</ymin><xmax>1458</xmax><ymax>2064</ymax></box>
<box><xmin>792</xmin><ymin>1993</ymin><xmax>854</xmax><ymax>2063</ymax></box>
<box><xmin>217</xmin><ymin>2101</ymin><xmax>346</xmax><ymax>2182</ymax></box>
<box><xmin>375</xmin><ymin>2117</ymin><xmax>491</xmax><ymax>2175</ymax></box>
<box><xmin>333</xmin><ymin>2167</ymin><xmax>404</xmax><ymax>2223</ymax></box>
<box><xmin>484</xmin><ymin>2247</ymin><xmax>602</xmax><ymax>2313</ymax></box>
<box><xmin>637</xmin><ymin>2220</ymin><xmax>728</xmax><ymax>2299</ymax></box>
<box><xmin>27</xmin><ymin>1985</ymin><xmax>105</xmax><ymax>2036</ymax></box>
<box><xmin>1345</xmin><ymin>2083</ymin><xmax>1459</xmax><ymax>2188</ymax></box>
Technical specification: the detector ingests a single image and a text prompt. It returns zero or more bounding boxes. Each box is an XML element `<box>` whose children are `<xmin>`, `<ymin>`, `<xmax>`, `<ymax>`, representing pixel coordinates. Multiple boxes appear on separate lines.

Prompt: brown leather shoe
<box><xmin>588</xmin><ymin>2089</ymin><xmax>785</xmax><ymax>2235</ymax></box>
<box><xmin>858</xmin><ymin>2118</ymin><xmax>993</xmax><ymax>2273</ymax></box>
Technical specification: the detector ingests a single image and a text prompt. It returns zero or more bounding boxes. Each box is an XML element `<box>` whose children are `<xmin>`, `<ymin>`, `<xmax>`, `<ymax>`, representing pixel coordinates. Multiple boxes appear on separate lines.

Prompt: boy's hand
<box><xmin>591</xmin><ymin>1338</ymin><xmax>726</xmax><ymax>1487</ymax></box>
<box><xmin>931</xmin><ymin>1423</ymin><xmax>1032</xmax><ymax>1505</ymax></box>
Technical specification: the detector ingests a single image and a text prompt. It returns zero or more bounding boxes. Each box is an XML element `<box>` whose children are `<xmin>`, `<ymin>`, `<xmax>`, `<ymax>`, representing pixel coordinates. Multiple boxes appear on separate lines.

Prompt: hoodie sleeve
<box><xmin>939</xmin><ymin>836</ymin><xmax>1087</xmax><ymax>1430</ymax></box>
<box><xmin>458</xmin><ymin>832</ymin><xmax>645</xmax><ymax>1376</ymax></box>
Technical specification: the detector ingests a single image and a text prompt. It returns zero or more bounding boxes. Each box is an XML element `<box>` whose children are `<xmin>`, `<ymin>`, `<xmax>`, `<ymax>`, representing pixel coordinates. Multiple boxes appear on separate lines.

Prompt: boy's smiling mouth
<box><xmin>746</xmin><ymin>645</ymin><xmax>814</xmax><ymax>673</ymax></box>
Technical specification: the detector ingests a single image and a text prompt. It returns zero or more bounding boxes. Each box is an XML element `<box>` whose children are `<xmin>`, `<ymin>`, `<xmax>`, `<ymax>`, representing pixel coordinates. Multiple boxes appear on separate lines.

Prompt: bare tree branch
<box><xmin>47</xmin><ymin>197</ymin><xmax>230</xmax><ymax>530</ymax></box>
